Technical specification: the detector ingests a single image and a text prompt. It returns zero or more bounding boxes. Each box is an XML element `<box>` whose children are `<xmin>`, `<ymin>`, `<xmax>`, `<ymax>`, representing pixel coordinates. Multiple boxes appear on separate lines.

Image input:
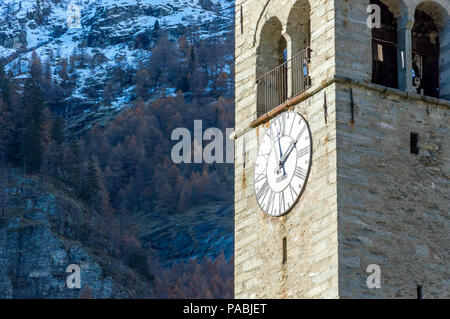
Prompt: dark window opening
<box><xmin>287</xmin><ymin>0</ymin><xmax>311</xmax><ymax>97</ymax></box>
<box><xmin>412</xmin><ymin>10</ymin><xmax>440</xmax><ymax>98</ymax></box>
<box><xmin>410</xmin><ymin>132</ymin><xmax>419</xmax><ymax>155</ymax></box>
<box><xmin>282</xmin><ymin>237</ymin><xmax>287</xmax><ymax>265</ymax></box>
<box><xmin>417</xmin><ymin>285</ymin><xmax>423</xmax><ymax>299</ymax></box>
<box><xmin>256</xmin><ymin>18</ymin><xmax>287</xmax><ymax>116</ymax></box>
<box><xmin>371</xmin><ymin>0</ymin><xmax>398</xmax><ymax>89</ymax></box>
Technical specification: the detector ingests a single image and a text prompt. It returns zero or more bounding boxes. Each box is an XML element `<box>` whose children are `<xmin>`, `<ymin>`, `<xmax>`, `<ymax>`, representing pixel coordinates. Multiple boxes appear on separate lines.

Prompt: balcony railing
<box><xmin>256</xmin><ymin>47</ymin><xmax>311</xmax><ymax>114</ymax></box>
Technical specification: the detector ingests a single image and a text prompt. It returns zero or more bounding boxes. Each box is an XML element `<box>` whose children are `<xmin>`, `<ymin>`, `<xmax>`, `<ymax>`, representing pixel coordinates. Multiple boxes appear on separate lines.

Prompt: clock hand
<box><xmin>270</xmin><ymin>126</ymin><xmax>282</xmax><ymax>174</ymax></box>
<box><xmin>277</xmin><ymin>133</ymin><xmax>283</xmax><ymax>158</ymax></box>
<box><xmin>279</xmin><ymin>143</ymin><xmax>295</xmax><ymax>169</ymax></box>
<box><xmin>279</xmin><ymin>129</ymin><xmax>303</xmax><ymax>168</ymax></box>
<box><xmin>277</xmin><ymin>132</ymin><xmax>286</xmax><ymax>176</ymax></box>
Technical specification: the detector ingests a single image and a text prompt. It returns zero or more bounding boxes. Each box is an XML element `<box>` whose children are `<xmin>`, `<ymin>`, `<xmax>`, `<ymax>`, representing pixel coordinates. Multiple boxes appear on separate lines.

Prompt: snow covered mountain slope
<box><xmin>0</xmin><ymin>0</ymin><xmax>234</xmax><ymax>118</ymax></box>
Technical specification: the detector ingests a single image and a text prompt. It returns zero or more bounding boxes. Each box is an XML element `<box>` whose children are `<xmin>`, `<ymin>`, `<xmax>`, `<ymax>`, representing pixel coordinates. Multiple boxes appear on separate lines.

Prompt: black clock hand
<box><xmin>277</xmin><ymin>132</ymin><xmax>286</xmax><ymax>176</ymax></box>
<box><xmin>279</xmin><ymin>131</ymin><xmax>302</xmax><ymax>168</ymax></box>
<box><xmin>270</xmin><ymin>126</ymin><xmax>283</xmax><ymax>175</ymax></box>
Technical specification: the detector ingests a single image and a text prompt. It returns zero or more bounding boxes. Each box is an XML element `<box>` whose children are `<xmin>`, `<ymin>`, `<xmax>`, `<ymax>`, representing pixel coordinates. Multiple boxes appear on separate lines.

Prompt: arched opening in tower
<box><xmin>371</xmin><ymin>0</ymin><xmax>399</xmax><ymax>89</ymax></box>
<box><xmin>287</xmin><ymin>0</ymin><xmax>311</xmax><ymax>98</ymax></box>
<box><xmin>412</xmin><ymin>3</ymin><xmax>446</xmax><ymax>99</ymax></box>
<box><xmin>256</xmin><ymin>17</ymin><xmax>287</xmax><ymax>115</ymax></box>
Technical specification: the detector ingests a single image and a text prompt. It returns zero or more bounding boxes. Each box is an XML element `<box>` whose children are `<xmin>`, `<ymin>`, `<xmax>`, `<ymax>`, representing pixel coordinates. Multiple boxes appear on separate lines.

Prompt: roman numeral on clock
<box><xmin>296</xmin><ymin>125</ymin><xmax>306</xmax><ymax>141</ymax></box>
<box><xmin>256</xmin><ymin>181</ymin><xmax>270</xmax><ymax>202</ymax></box>
<box><xmin>255</xmin><ymin>172</ymin><xmax>267</xmax><ymax>184</ymax></box>
<box><xmin>289</xmin><ymin>184</ymin><xmax>298</xmax><ymax>198</ymax></box>
<box><xmin>294</xmin><ymin>167</ymin><xmax>307</xmax><ymax>180</ymax></box>
<box><xmin>297</xmin><ymin>146</ymin><xmax>310</xmax><ymax>158</ymax></box>
<box><xmin>279</xmin><ymin>192</ymin><xmax>285</xmax><ymax>214</ymax></box>
<box><xmin>265</xmin><ymin>191</ymin><xmax>275</xmax><ymax>214</ymax></box>
<box><xmin>279</xmin><ymin>114</ymin><xmax>286</xmax><ymax>136</ymax></box>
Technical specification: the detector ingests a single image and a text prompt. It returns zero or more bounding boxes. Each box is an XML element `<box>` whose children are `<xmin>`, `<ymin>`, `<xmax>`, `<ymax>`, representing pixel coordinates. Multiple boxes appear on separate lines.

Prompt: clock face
<box><xmin>254</xmin><ymin>111</ymin><xmax>312</xmax><ymax>217</ymax></box>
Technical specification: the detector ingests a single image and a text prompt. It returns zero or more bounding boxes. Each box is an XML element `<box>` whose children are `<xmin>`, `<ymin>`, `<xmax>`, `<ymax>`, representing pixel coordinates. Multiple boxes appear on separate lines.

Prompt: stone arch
<box><xmin>379</xmin><ymin>0</ymin><xmax>409</xmax><ymax>18</ymax></box>
<box><xmin>286</xmin><ymin>0</ymin><xmax>312</xmax><ymax>97</ymax></box>
<box><xmin>286</xmin><ymin>0</ymin><xmax>311</xmax><ymax>57</ymax></box>
<box><xmin>412</xmin><ymin>1</ymin><xmax>450</xmax><ymax>99</ymax></box>
<box><xmin>256</xmin><ymin>17</ymin><xmax>287</xmax><ymax>115</ymax></box>
<box><xmin>252</xmin><ymin>0</ymin><xmax>273</xmax><ymax>48</ymax></box>
<box><xmin>415</xmin><ymin>0</ymin><xmax>450</xmax><ymax>31</ymax></box>
<box><xmin>371</xmin><ymin>0</ymin><xmax>407</xmax><ymax>89</ymax></box>
<box><xmin>256</xmin><ymin>17</ymin><xmax>286</xmax><ymax>78</ymax></box>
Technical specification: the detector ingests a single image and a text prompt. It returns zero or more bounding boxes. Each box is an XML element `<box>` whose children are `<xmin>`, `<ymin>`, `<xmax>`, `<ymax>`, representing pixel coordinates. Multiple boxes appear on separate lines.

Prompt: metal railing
<box><xmin>256</xmin><ymin>47</ymin><xmax>311</xmax><ymax>114</ymax></box>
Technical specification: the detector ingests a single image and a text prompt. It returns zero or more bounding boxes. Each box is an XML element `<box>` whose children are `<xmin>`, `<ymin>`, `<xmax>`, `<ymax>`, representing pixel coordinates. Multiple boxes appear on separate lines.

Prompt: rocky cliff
<box><xmin>141</xmin><ymin>202</ymin><xmax>233</xmax><ymax>267</ymax></box>
<box><xmin>0</xmin><ymin>171</ymin><xmax>155</xmax><ymax>298</ymax></box>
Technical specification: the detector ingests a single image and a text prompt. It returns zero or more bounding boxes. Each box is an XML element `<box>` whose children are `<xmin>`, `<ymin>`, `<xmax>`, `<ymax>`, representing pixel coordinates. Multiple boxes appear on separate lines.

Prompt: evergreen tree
<box><xmin>42</xmin><ymin>115</ymin><xmax>65</xmax><ymax>177</ymax></box>
<box><xmin>80</xmin><ymin>160</ymin><xmax>101</xmax><ymax>204</ymax></box>
<box><xmin>41</xmin><ymin>58</ymin><xmax>53</xmax><ymax>103</ymax></box>
<box><xmin>154</xmin><ymin>20</ymin><xmax>160</xmax><ymax>32</ymax></box>
<box><xmin>0</xmin><ymin>63</ymin><xmax>11</xmax><ymax>164</ymax></box>
<box><xmin>58</xmin><ymin>58</ymin><xmax>70</xmax><ymax>94</ymax></box>
<box><xmin>5</xmin><ymin>76</ymin><xmax>23</xmax><ymax>169</ymax></box>
<box><xmin>103</xmin><ymin>81</ymin><xmax>114</xmax><ymax>106</ymax></box>
<box><xmin>30</xmin><ymin>51</ymin><xmax>43</xmax><ymax>81</ymax></box>
<box><xmin>134</xmin><ymin>68</ymin><xmax>150</xmax><ymax>100</ymax></box>
<box><xmin>6</xmin><ymin>121</ymin><xmax>22</xmax><ymax>167</ymax></box>
<box><xmin>51</xmin><ymin>116</ymin><xmax>65</xmax><ymax>145</ymax></box>
<box><xmin>63</xmin><ymin>137</ymin><xmax>81</xmax><ymax>187</ymax></box>
<box><xmin>153</xmin><ymin>19</ymin><xmax>161</xmax><ymax>39</ymax></box>
<box><xmin>22</xmin><ymin>77</ymin><xmax>44</xmax><ymax>174</ymax></box>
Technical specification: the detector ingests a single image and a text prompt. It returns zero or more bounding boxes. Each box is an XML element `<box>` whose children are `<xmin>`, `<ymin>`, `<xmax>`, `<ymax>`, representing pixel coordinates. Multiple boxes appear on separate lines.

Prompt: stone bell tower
<box><xmin>234</xmin><ymin>0</ymin><xmax>450</xmax><ymax>299</ymax></box>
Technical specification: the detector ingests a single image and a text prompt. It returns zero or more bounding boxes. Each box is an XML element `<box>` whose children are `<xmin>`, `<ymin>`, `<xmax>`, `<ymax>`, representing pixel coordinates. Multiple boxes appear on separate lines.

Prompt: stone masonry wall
<box><xmin>334</xmin><ymin>0</ymin><xmax>450</xmax><ymax>298</ymax></box>
<box><xmin>335</xmin><ymin>83</ymin><xmax>450</xmax><ymax>298</ymax></box>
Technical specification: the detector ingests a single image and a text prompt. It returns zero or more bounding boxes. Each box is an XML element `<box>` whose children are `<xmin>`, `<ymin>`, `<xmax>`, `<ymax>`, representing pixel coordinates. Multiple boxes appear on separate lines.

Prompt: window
<box><xmin>411</xmin><ymin>1</ymin><xmax>450</xmax><ymax>99</ymax></box>
<box><xmin>410</xmin><ymin>132</ymin><xmax>419</xmax><ymax>155</ymax></box>
<box><xmin>282</xmin><ymin>237</ymin><xmax>287</xmax><ymax>264</ymax></box>
<box><xmin>371</xmin><ymin>0</ymin><xmax>399</xmax><ymax>89</ymax></box>
<box><xmin>412</xmin><ymin>8</ymin><xmax>440</xmax><ymax>98</ymax></box>
<box><xmin>417</xmin><ymin>285</ymin><xmax>423</xmax><ymax>299</ymax></box>
<box><xmin>287</xmin><ymin>0</ymin><xmax>312</xmax><ymax>98</ymax></box>
<box><xmin>256</xmin><ymin>17</ymin><xmax>287</xmax><ymax>116</ymax></box>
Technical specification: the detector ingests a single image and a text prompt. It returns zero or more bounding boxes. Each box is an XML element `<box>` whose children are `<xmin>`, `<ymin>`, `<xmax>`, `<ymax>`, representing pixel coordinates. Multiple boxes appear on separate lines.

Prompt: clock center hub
<box><xmin>267</xmin><ymin>136</ymin><xmax>296</xmax><ymax>193</ymax></box>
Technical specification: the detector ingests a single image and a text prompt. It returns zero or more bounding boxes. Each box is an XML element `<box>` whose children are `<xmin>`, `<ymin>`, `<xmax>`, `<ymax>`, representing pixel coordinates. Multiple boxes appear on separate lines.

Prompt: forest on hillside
<box><xmin>0</xmin><ymin>25</ymin><xmax>234</xmax><ymax>298</ymax></box>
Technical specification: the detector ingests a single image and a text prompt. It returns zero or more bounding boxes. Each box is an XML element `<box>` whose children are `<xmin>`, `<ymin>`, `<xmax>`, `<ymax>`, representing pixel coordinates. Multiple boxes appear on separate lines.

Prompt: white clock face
<box><xmin>254</xmin><ymin>111</ymin><xmax>312</xmax><ymax>217</ymax></box>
